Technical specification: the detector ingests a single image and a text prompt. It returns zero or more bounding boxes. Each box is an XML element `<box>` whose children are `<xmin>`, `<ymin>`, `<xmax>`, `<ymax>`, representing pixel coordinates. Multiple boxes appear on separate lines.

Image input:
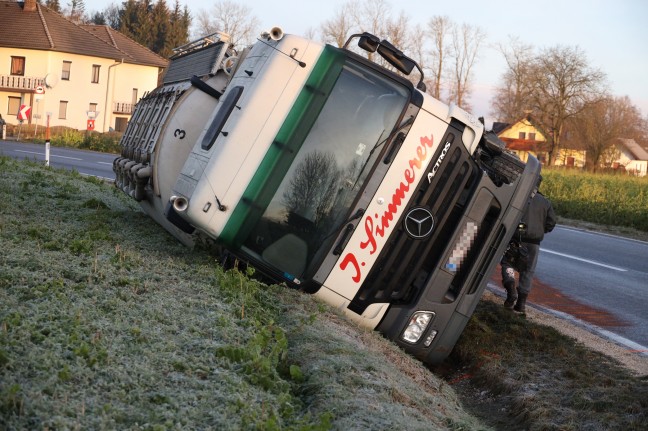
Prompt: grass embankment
<box><xmin>1</xmin><ymin>157</ymin><xmax>646</xmax><ymax>430</ymax></box>
<box><xmin>0</xmin><ymin>157</ymin><xmax>483</xmax><ymax>430</ymax></box>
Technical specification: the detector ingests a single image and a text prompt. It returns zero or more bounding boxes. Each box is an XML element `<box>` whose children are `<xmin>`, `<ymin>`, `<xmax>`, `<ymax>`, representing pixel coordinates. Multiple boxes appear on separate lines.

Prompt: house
<box><xmin>0</xmin><ymin>0</ymin><xmax>168</xmax><ymax>133</ymax></box>
<box><xmin>612</xmin><ymin>138</ymin><xmax>648</xmax><ymax>176</ymax></box>
<box><xmin>494</xmin><ymin>114</ymin><xmax>586</xmax><ymax>168</ymax></box>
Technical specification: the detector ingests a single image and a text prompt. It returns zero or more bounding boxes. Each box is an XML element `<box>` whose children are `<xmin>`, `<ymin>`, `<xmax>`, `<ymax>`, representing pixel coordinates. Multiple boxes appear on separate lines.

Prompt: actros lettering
<box><xmin>340</xmin><ymin>134</ymin><xmax>435</xmax><ymax>283</ymax></box>
<box><xmin>427</xmin><ymin>140</ymin><xmax>451</xmax><ymax>183</ymax></box>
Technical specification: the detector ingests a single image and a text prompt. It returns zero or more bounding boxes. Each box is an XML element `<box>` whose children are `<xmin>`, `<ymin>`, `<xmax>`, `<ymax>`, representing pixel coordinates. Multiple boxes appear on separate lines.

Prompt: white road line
<box><xmin>15</xmin><ymin>149</ymin><xmax>82</xmax><ymax>161</ymax></box>
<box><xmin>97</xmin><ymin>161</ymin><xmax>114</xmax><ymax>165</ymax></box>
<box><xmin>542</xmin><ymin>248</ymin><xmax>627</xmax><ymax>272</ymax></box>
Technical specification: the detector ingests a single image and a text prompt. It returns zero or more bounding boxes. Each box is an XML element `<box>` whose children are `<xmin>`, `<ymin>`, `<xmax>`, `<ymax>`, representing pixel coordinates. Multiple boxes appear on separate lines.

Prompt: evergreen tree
<box><xmin>119</xmin><ymin>0</ymin><xmax>139</xmax><ymax>39</ymax></box>
<box><xmin>151</xmin><ymin>0</ymin><xmax>170</xmax><ymax>56</ymax></box>
<box><xmin>112</xmin><ymin>0</ymin><xmax>191</xmax><ymax>57</ymax></box>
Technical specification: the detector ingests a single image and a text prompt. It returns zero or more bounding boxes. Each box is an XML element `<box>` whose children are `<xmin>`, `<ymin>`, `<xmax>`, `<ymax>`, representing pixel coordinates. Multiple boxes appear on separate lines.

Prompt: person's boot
<box><xmin>503</xmin><ymin>281</ymin><xmax>517</xmax><ymax>309</ymax></box>
<box><xmin>514</xmin><ymin>292</ymin><xmax>528</xmax><ymax>313</ymax></box>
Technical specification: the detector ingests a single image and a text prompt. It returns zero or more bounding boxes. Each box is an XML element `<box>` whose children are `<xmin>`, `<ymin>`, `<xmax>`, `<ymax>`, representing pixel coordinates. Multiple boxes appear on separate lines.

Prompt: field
<box><xmin>1</xmin><ymin>157</ymin><xmax>646</xmax><ymax>430</ymax></box>
<box><xmin>542</xmin><ymin>169</ymin><xmax>648</xmax><ymax>232</ymax></box>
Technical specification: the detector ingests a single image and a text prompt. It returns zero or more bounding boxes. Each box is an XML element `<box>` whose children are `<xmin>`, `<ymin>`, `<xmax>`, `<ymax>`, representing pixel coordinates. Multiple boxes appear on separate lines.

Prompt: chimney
<box><xmin>23</xmin><ymin>0</ymin><xmax>37</xmax><ymax>12</ymax></box>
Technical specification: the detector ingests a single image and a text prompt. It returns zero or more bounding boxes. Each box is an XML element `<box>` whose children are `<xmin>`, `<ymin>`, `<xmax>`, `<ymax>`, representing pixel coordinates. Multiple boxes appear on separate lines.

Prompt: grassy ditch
<box><xmin>0</xmin><ymin>157</ymin><xmax>485</xmax><ymax>430</ymax></box>
<box><xmin>435</xmin><ymin>301</ymin><xmax>647</xmax><ymax>430</ymax></box>
<box><xmin>1</xmin><ymin>157</ymin><xmax>646</xmax><ymax>430</ymax></box>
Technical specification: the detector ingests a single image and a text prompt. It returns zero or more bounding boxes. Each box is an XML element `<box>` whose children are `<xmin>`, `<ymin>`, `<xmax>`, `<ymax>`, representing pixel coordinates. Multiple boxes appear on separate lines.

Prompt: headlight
<box><xmin>401</xmin><ymin>311</ymin><xmax>435</xmax><ymax>344</ymax></box>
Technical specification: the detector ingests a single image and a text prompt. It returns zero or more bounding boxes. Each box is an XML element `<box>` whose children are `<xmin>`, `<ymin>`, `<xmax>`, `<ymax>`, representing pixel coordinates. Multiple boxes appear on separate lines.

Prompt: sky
<box><xmin>86</xmin><ymin>0</ymin><xmax>648</xmax><ymax>122</ymax></box>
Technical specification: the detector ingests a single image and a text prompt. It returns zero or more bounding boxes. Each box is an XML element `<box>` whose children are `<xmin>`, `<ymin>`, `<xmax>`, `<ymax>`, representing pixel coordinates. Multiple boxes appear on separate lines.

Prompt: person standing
<box><xmin>501</xmin><ymin>176</ymin><xmax>556</xmax><ymax>312</ymax></box>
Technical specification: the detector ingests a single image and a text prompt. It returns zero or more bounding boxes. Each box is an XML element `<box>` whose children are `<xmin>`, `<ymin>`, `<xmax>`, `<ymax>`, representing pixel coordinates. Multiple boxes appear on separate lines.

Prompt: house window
<box><xmin>519</xmin><ymin>132</ymin><xmax>526</xmax><ymax>139</ymax></box>
<box><xmin>59</xmin><ymin>101</ymin><xmax>68</xmax><ymax>119</ymax></box>
<box><xmin>529</xmin><ymin>132</ymin><xmax>536</xmax><ymax>141</ymax></box>
<box><xmin>115</xmin><ymin>117</ymin><xmax>128</xmax><ymax>132</ymax></box>
<box><xmin>131</xmin><ymin>88</ymin><xmax>138</xmax><ymax>105</ymax></box>
<box><xmin>10</xmin><ymin>56</ymin><xmax>25</xmax><ymax>76</ymax></box>
<box><xmin>91</xmin><ymin>65</ymin><xmax>100</xmax><ymax>83</ymax></box>
<box><xmin>62</xmin><ymin>61</ymin><xmax>72</xmax><ymax>80</ymax></box>
<box><xmin>8</xmin><ymin>97</ymin><xmax>21</xmax><ymax>115</ymax></box>
<box><xmin>89</xmin><ymin>103</ymin><xmax>98</xmax><ymax>118</ymax></box>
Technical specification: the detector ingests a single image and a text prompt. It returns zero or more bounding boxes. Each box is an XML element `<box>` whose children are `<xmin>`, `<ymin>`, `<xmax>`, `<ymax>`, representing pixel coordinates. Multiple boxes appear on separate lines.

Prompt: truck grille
<box><xmin>348</xmin><ymin>128</ymin><xmax>484</xmax><ymax>314</ymax></box>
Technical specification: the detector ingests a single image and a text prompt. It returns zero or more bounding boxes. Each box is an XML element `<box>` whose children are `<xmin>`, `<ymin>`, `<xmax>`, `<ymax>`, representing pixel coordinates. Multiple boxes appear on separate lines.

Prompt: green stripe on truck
<box><xmin>219</xmin><ymin>46</ymin><xmax>345</xmax><ymax>247</ymax></box>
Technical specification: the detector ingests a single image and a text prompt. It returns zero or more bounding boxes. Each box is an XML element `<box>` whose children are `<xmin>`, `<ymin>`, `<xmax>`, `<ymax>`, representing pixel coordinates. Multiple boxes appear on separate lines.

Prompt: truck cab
<box><xmin>114</xmin><ymin>29</ymin><xmax>540</xmax><ymax>365</ymax></box>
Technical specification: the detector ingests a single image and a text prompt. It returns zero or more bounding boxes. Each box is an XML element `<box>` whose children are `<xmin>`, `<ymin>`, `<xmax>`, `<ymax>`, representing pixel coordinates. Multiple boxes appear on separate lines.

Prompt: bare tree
<box><xmin>282</xmin><ymin>151</ymin><xmax>340</xmax><ymax>227</ymax></box>
<box><xmin>569</xmin><ymin>96</ymin><xmax>643</xmax><ymax>171</ymax></box>
<box><xmin>491</xmin><ymin>36</ymin><xmax>535</xmax><ymax>122</ymax></box>
<box><xmin>527</xmin><ymin>46</ymin><xmax>607</xmax><ymax>164</ymax></box>
<box><xmin>352</xmin><ymin>0</ymin><xmax>391</xmax><ymax>38</ymax></box>
<box><xmin>425</xmin><ymin>16</ymin><xmax>453</xmax><ymax>101</ymax></box>
<box><xmin>448</xmin><ymin>23</ymin><xmax>485</xmax><ymax>110</ymax></box>
<box><xmin>66</xmin><ymin>0</ymin><xmax>86</xmax><ymax>23</ymax></box>
<box><xmin>193</xmin><ymin>0</ymin><xmax>260</xmax><ymax>48</ymax></box>
<box><xmin>320</xmin><ymin>1</ymin><xmax>357</xmax><ymax>47</ymax></box>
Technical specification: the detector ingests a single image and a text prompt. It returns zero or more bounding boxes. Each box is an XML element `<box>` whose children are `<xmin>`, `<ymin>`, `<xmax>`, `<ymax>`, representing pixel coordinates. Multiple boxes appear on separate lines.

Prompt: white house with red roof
<box><xmin>0</xmin><ymin>0</ymin><xmax>168</xmax><ymax>133</ymax></box>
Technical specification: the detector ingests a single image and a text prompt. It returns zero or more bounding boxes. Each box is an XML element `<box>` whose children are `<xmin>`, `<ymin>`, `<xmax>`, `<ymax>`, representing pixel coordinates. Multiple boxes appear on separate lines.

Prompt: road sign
<box><xmin>35</xmin><ymin>85</ymin><xmax>45</xmax><ymax>94</ymax></box>
<box><xmin>87</xmin><ymin>119</ymin><xmax>95</xmax><ymax>131</ymax></box>
<box><xmin>17</xmin><ymin>105</ymin><xmax>31</xmax><ymax>121</ymax></box>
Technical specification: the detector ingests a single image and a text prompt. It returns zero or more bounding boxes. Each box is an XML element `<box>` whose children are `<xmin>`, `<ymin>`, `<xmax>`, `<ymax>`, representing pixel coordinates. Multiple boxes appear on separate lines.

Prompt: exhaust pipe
<box><xmin>171</xmin><ymin>195</ymin><xmax>189</xmax><ymax>212</ymax></box>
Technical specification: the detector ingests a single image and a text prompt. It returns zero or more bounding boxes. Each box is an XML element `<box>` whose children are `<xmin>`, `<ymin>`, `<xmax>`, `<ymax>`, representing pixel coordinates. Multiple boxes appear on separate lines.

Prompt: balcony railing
<box><xmin>0</xmin><ymin>75</ymin><xmax>45</xmax><ymax>91</ymax></box>
<box><xmin>113</xmin><ymin>102</ymin><xmax>134</xmax><ymax>114</ymax></box>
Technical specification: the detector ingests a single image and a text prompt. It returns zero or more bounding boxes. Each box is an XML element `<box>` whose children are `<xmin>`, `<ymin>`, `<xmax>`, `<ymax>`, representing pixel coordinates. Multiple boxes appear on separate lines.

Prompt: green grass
<box><xmin>0</xmin><ymin>157</ymin><xmax>486</xmax><ymax>430</ymax></box>
<box><xmin>542</xmin><ymin>169</ymin><xmax>648</xmax><ymax>231</ymax></box>
<box><xmin>1</xmin><ymin>156</ymin><xmax>646</xmax><ymax>430</ymax></box>
<box><xmin>437</xmin><ymin>301</ymin><xmax>648</xmax><ymax>430</ymax></box>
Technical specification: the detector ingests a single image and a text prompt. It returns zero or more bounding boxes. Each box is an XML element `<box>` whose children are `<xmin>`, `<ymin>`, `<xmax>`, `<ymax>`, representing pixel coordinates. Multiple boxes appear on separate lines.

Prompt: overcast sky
<box><xmin>87</xmin><ymin>0</ymin><xmax>648</xmax><ymax>121</ymax></box>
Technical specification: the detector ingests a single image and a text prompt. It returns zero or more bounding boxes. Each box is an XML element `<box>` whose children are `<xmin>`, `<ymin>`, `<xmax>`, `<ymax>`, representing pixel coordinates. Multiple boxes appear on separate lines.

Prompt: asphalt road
<box><xmin>536</xmin><ymin>226</ymin><xmax>648</xmax><ymax>350</ymax></box>
<box><xmin>0</xmin><ymin>140</ymin><xmax>116</xmax><ymax>181</ymax></box>
<box><xmin>3</xmin><ymin>140</ymin><xmax>647</xmax><ymax>353</ymax></box>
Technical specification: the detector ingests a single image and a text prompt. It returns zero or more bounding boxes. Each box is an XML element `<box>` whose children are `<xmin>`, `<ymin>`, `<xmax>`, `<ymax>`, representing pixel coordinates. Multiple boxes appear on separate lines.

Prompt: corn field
<box><xmin>542</xmin><ymin>169</ymin><xmax>648</xmax><ymax>232</ymax></box>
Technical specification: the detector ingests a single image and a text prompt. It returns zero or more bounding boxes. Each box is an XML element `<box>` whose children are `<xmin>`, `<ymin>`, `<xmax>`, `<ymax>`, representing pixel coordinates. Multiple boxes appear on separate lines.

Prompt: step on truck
<box><xmin>113</xmin><ymin>28</ymin><xmax>540</xmax><ymax>365</ymax></box>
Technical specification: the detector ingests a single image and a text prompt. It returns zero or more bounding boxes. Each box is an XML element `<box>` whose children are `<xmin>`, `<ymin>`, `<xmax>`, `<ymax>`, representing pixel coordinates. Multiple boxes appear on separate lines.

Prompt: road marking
<box><xmin>15</xmin><ymin>149</ymin><xmax>82</xmax><ymax>161</ymax></box>
<box><xmin>542</xmin><ymin>248</ymin><xmax>627</xmax><ymax>272</ymax></box>
<box><xmin>97</xmin><ymin>161</ymin><xmax>114</xmax><ymax>165</ymax></box>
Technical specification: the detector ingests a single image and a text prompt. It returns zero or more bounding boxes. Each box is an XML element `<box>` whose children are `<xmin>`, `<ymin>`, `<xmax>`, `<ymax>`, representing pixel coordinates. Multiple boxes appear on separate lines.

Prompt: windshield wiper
<box><xmin>351</xmin><ymin>115</ymin><xmax>415</xmax><ymax>190</ymax></box>
<box><xmin>327</xmin><ymin>208</ymin><xmax>365</xmax><ymax>255</ymax></box>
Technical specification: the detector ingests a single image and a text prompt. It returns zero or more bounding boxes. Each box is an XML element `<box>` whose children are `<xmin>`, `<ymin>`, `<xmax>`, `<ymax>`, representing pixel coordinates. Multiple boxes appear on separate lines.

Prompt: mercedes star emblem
<box><xmin>404</xmin><ymin>207</ymin><xmax>435</xmax><ymax>239</ymax></box>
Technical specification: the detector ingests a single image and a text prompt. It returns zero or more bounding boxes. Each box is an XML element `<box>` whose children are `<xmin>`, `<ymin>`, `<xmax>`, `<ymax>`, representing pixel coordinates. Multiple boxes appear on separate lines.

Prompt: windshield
<box><xmin>241</xmin><ymin>59</ymin><xmax>409</xmax><ymax>281</ymax></box>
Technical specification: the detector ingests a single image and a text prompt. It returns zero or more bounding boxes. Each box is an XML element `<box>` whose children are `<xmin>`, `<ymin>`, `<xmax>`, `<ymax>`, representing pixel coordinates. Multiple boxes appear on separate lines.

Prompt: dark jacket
<box><xmin>520</xmin><ymin>191</ymin><xmax>556</xmax><ymax>244</ymax></box>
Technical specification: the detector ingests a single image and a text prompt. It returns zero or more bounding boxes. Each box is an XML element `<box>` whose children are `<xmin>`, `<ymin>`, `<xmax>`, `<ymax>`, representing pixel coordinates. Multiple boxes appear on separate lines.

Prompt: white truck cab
<box><xmin>114</xmin><ymin>29</ymin><xmax>540</xmax><ymax>365</ymax></box>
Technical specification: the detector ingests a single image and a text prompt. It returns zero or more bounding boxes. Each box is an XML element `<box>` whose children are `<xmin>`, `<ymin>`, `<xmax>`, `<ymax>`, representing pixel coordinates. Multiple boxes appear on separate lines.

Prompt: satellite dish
<box><xmin>44</xmin><ymin>73</ymin><xmax>59</xmax><ymax>88</ymax></box>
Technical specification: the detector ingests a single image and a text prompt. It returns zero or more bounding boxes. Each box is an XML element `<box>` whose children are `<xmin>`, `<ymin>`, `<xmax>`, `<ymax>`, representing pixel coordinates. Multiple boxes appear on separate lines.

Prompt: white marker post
<box><xmin>45</xmin><ymin>112</ymin><xmax>51</xmax><ymax>167</ymax></box>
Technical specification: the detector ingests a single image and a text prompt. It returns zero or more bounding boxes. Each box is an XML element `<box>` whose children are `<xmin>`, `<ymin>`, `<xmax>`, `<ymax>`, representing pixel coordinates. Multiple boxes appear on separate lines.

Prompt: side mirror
<box><xmin>358</xmin><ymin>32</ymin><xmax>380</xmax><ymax>53</ymax></box>
<box><xmin>377</xmin><ymin>40</ymin><xmax>415</xmax><ymax>75</ymax></box>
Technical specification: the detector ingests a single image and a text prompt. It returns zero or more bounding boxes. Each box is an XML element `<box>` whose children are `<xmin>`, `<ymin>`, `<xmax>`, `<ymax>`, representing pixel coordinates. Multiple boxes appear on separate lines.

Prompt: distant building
<box><xmin>612</xmin><ymin>138</ymin><xmax>648</xmax><ymax>176</ymax></box>
<box><xmin>0</xmin><ymin>0</ymin><xmax>168</xmax><ymax>133</ymax></box>
<box><xmin>494</xmin><ymin>114</ymin><xmax>586</xmax><ymax>168</ymax></box>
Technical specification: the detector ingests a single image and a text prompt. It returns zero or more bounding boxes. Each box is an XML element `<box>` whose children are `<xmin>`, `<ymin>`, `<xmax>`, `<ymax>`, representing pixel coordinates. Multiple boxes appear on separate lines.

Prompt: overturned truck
<box><xmin>113</xmin><ymin>28</ymin><xmax>540</xmax><ymax>365</ymax></box>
